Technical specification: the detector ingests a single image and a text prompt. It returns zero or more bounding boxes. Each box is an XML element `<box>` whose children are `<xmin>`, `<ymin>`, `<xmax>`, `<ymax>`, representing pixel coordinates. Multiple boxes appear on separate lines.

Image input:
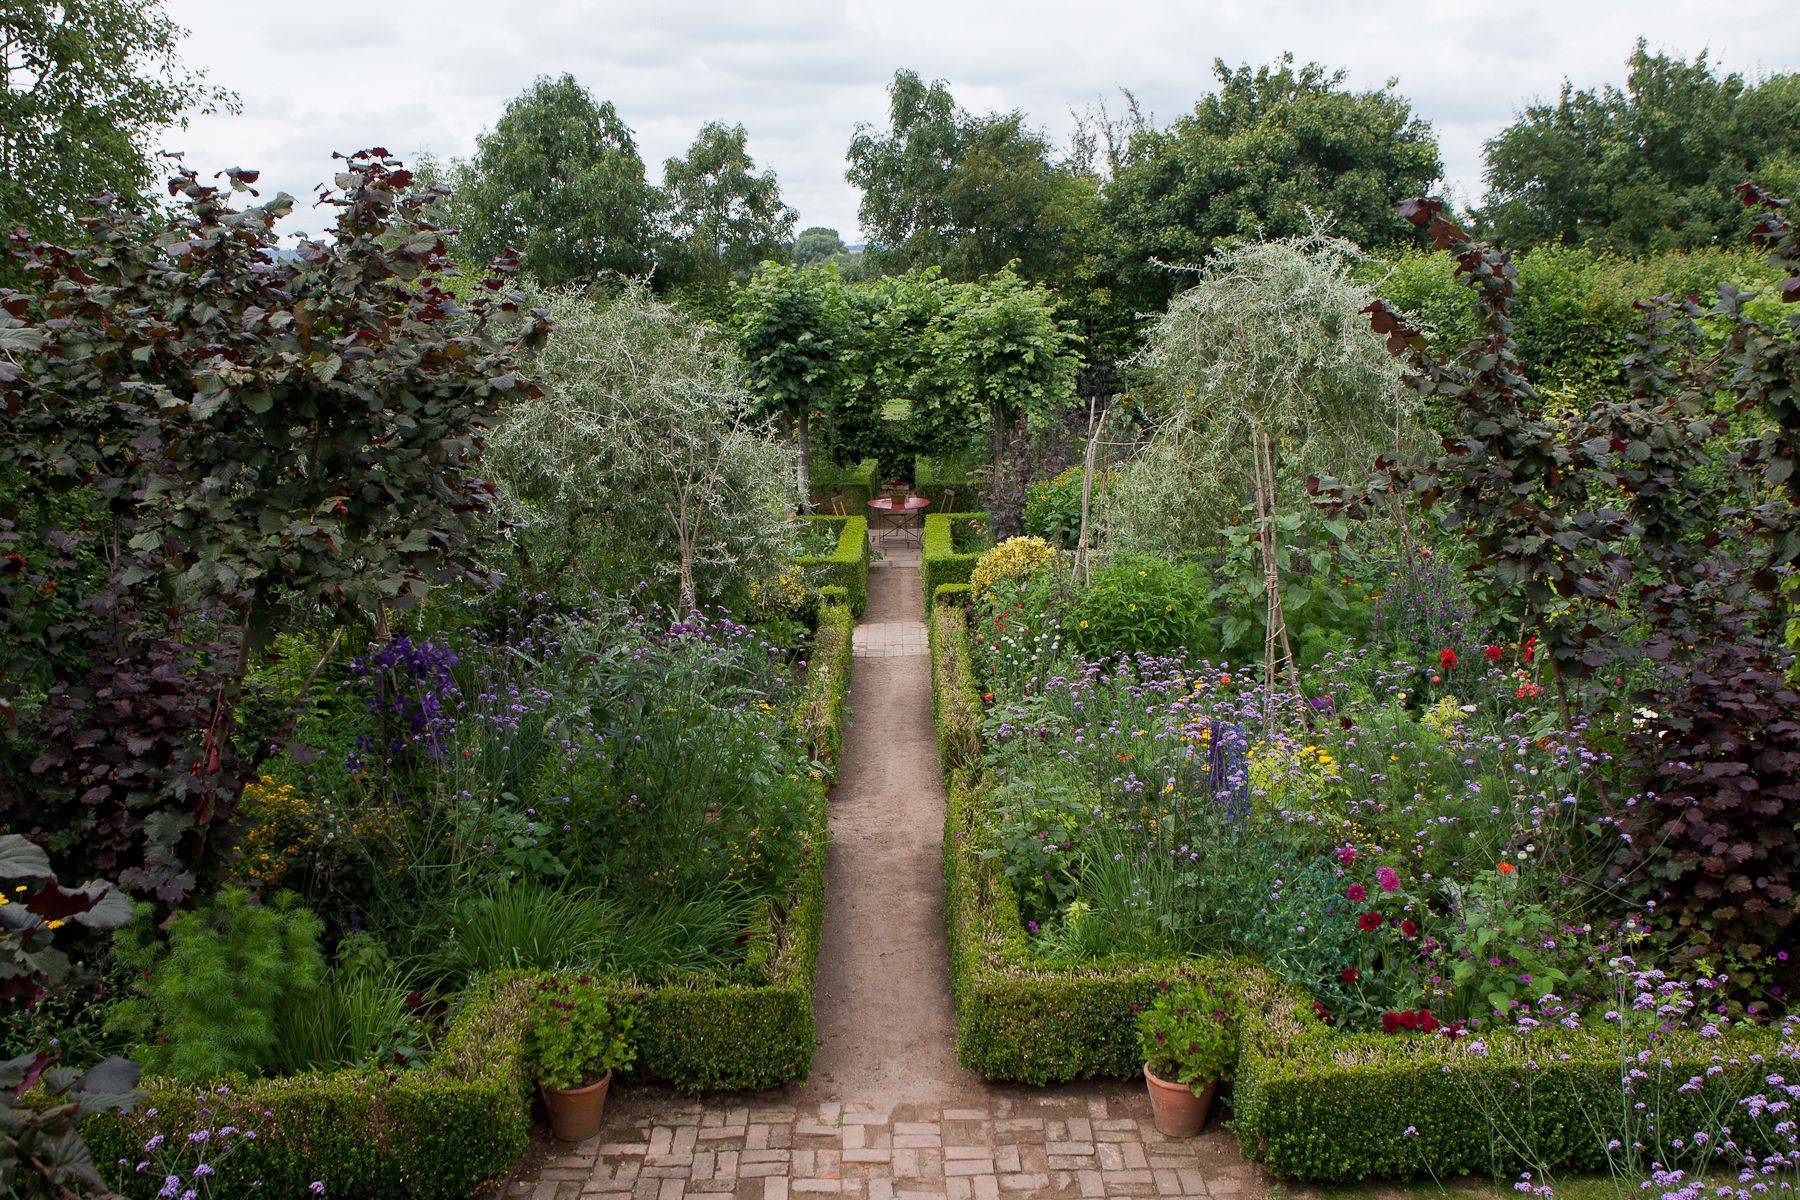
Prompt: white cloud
<box><xmin>160</xmin><ymin>0</ymin><xmax>1800</xmax><ymax>243</ymax></box>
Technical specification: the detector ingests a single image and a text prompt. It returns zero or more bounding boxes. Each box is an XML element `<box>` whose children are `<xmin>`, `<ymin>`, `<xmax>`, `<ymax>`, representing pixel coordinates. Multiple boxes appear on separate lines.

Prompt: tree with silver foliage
<box><xmin>1107</xmin><ymin>226</ymin><xmax>1419</xmax><ymax>690</ymax></box>
<box><xmin>486</xmin><ymin>287</ymin><xmax>797</xmax><ymax>615</ymax></box>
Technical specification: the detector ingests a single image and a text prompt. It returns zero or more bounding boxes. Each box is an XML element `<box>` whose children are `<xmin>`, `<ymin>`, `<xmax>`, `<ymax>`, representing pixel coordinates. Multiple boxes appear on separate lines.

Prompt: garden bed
<box><xmin>798</xmin><ymin>514</ymin><xmax>872</xmax><ymax>615</ymax></box>
<box><xmin>928</xmin><ymin>602</ymin><xmax>1788</xmax><ymax>1183</ymax></box>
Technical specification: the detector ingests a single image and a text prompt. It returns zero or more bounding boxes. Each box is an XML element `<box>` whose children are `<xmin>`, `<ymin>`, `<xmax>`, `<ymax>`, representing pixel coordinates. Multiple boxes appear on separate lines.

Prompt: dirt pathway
<box><xmin>508</xmin><ymin>536</ymin><xmax>1257</xmax><ymax>1199</ymax></box>
<box><xmin>801</xmin><ymin>545</ymin><xmax>984</xmax><ymax>1106</ymax></box>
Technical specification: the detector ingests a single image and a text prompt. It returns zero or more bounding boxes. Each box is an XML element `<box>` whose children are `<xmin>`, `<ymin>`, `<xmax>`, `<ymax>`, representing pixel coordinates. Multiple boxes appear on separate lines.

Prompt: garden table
<box><xmin>866</xmin><ymin>494</ymin><xmax>930</xmax><ymax>547</ymax></box>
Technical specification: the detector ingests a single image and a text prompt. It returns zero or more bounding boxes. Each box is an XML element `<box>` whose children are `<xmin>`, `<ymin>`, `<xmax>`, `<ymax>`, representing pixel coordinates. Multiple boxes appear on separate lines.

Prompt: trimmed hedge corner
<box><xmin>925</xmin><ymin>601</ymin><xmax>1788</xmax><ymax>1181</ymax></box>
<box><xmin>91</xmin><ymin>973</ymin><xmax>535</xmax><ymax>1200</ymax></box>
<box><xmin>922</xmin><ymin>513</ymin><xmax>989</xmax><ymax>610</ymax></box>
<box><xmin>811</xmin><ymin>457</ymin><xmax>878</xmax><ymax>510</ymax></box>
<box><xmin>798</xmin><ymin>514</ymin><xmax>871</xmax><ymax>615</ymax></box>
<box><xmin>795</xmin><ymin>600</ymin><xmax>854</xmax><ymax>773</ymax></box>
<box><xmin>933</xmin><ymin>583</ymin><xmax>972</xmax><ymax>609</ymax></box>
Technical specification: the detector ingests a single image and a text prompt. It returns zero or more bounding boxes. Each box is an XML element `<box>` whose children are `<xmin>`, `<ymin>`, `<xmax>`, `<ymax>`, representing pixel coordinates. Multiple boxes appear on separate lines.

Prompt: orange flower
<box><xmin>1498</xmin><ymin>861</ymin><xmax>1517</xmax><ymax>874</ymax></box>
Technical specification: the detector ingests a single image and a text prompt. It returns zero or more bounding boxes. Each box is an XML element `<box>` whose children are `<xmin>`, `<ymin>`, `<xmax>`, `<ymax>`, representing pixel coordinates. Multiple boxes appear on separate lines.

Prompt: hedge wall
<box><xmin>926</xmin><ymin>604</ymin><xmax>1789</xmax><ymax>1182</ymax></box>
<box><xmin>914</xmin><ymin>456</ymin><xmax>976</xmax><ymax>510</ymax></box>
<box><xmin>92</xmin><ymin>605</ymin><xmax>858</xmax><ymax>1198</ymax></box>
<box><xmin>798</xmin><ymin>514</ymin><xmax>871</xmax><ymax>615</ymax></box>
<box><xmin>811</xmin><ymin>457</ymin><xmax>879</xmax><ymax>510</ymax></box>
<box><xmin>921</xmin><ymin>513</ymin><xmax>988</xmax><ymax>611</ymax></box>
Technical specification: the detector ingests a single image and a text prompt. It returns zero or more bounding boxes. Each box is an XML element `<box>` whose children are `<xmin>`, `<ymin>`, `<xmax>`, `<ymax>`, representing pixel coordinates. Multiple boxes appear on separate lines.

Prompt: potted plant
<box><xmin>524</xmin><ymin>975</ymin><xmax>637</xmax><ymax>1141</ymax></box>
<box><xmin>1136</xmin><ymin>974</ymin><xmax>1236</xmax><ymax>1137</ymax></box>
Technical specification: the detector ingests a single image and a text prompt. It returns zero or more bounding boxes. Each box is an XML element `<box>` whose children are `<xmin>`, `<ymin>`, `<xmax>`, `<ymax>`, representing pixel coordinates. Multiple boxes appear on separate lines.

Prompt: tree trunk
<box><xmin>677</xmin><ymin>492</ymin><xmax>699</xmax><ymax>619</ymax></box>
<box><xmin>795</xmin><ymin>408</ymin><xmax>814</xmax><ymax>513</ymax></box>
<box><xmin>1074</xmin><ymin>401</ymin><xmax>1107</xmax><ymax>585</ymax></box>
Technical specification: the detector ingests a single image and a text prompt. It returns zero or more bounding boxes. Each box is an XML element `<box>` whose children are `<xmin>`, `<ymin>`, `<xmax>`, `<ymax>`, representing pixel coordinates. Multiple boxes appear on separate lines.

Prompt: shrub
<box><xmin>1065</xmin><ymin>554</ymin><xmax>1212</xmax><ymax>660</ymax></box>
<box><xmin>933</xmin><ymin>584</ymin><xmax>972</xmax><ymax>609</ymax></box>
<box><xmin>928</xmin><ymin>607</ymin><xmax>985</xmax><ymax>779</ymax></box>
<box><xmin>913</xmin><ymin>456</ymin><xmax>975</xmax><ymax>509</ymax></box>
<box><xmin>1137</xmin><ymin>974</ymin><xmax>1238</xmax><ymax>1088</ymax></box>
<box><xmin>794</xmin><ymin>601</ymin><xmax>854</xmax><ymax>771</ymax></box>
<box><xmin>810</xmin><ymin>458</ymin><xmax>878</xmax><ymax>509</ymax></box>
<box><xmin>796</xmin><ymin>515</ymin><xmax>871</xmax><ymax>615</ymax></box>
<box><xmin>523</xmin><ymin>976</ymin><xmax>638</xmax><ymax>1089</ymax></box>
<box><xmin>922</xmin><ymin>513</ymin><xmax>990</xmax><ymax>609</ymax></box>
<box><xmin>107</xmin><ymin>888</ymin><xmax>326</xmax><ymax>1082</ymax></box>
<box><xmin>1024</xmin><ymin>466</ymin><xmax>1107</xmax><ymax>549</ymax></box>
<box><xmin>969</xmin><ymin>536</ymin><xmax>1057</xmax><ymax>601</ymax></box>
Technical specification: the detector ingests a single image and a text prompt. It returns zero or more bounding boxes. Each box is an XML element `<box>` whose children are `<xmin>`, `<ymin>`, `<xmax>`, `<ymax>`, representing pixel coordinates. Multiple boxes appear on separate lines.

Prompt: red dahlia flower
<box><xmin>1439</xmin><ymin>648</ymin><xmax>1458</xmax><ymax>669</ymax></box>
<box><xmin>1358</xmin><ymin>912</ymin><xmax>1384</xmax><ymax>932</ymax></box>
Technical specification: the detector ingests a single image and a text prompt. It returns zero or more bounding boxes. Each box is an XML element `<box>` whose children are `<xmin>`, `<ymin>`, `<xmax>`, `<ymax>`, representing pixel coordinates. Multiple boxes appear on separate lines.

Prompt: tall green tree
<box><xmin>733</xmin><ymin>263</ymin><xmax>851</xmax><ymax>511</ymax></box>
<box><xmin>0</xmin><ymin>0</ymin><xmax>233</xmax><ymax>254</ymax></box>
<box><xmin>792</xmin><ymin>226</ymin><xmax>846</xmax><ymax>266</ymax></box>
<box><xmin>450</xmin><ymin>74</ymin><xmax>656</xmax><ymax>285</ymax></box>
<box><xmin>1481</xmin><ymin>41</ymin><xmax>1800</xmax><ymax>252</ymax></box>
<box><xmin>846</xmin><ymin>69</ymin><xmax>1102</xmax><ymax>283</ymax></box>
<box><xmin>659</xmin><ymin>121</ymin><xmax>796</xmax><ymax>293</ymax></box>
<box><xmin>1104</xmin><ymin>55</ymin><xmax>1440</xmax><ymax>306</ymax></box>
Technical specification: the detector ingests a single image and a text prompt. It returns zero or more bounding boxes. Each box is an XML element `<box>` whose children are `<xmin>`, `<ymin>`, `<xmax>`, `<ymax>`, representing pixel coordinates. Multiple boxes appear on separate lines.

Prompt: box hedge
<box><xmin>91</xmin><ymin>605</ymin><xmax>857</xmax><ymax>1198</ymax></box>
<box><xmin>913</xmin><ymin>455</ymin><xmax>975</xmax><ymax>509</ymax></box>
<box><xmin>90</xmin><ymin>974</ymin><xmax>535</xmax><ymax>1200</ymax></box>
<box><xmin>926</xmin><ymin>604</ymin><xmax>1788</xmax><ymax>1182</ymax></box>
<box><xmin>922</xmin><ymin>513</ymin><xmax>989</xmax><ymax>610</ymax></box>
<box><xmin>811</xmin><ymin>457</ymin><xmax>878</xmax><ymax>510</ymax></box>
<box><xmin>798</xmin><ymin>514</ymin><xmax>871</xmax><ymax>615</ymax></box>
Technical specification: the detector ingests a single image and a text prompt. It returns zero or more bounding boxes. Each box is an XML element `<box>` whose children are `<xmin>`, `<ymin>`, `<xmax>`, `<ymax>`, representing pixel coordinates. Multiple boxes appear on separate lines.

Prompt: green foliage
<box><xmin>486</xmin><ymin>286</ymin><xmax>797</xmax><ymax>613</ymax></box>
<box><xmin>810</xmin><ymin>458</ymin><xmax>879</xmax><ymax>509</ymax></box>
<box><xmin>523</xmin><ymin>976</ymin><xmax>638</xmax><ymax>1090</ymax></box>
<box><xmin>734</xmin><ymin>262</ymin><xmax>855</xmax><ymax>507</ymax></box>
<box><xmin>109</xmin><ymin>888</ymin><xmax>326</xmax><ymax>1082</ymax></box>
<box><xmin>1137</xmin><ymin>974</ymin><xmax>1238</xmax><ymax>1086</ymax></box>
<box><xmin>272</xmin><ymin>937</ymin><xmax>424</xmax><ymax>1076</ymax></box>
<box><xmin>933</xmin><ymin>583</ymin><xmax>973</xmax><ymax>609</ymax></box>
<box><xmin>913</xmin><ymin>456</ymin><xmax>977</xmax><ymax>509</ymax></box>
<box><xmin>846</xmin><ymin>69</ymin><xmax>1104</xmax><ymax>284</ymax></box>
<box><xmin>793</xmin><ymin>226</ymin><xmax>847</xmax><ymax>267</ymax></box>
<box><xmin>445</xmin><ymin>74</ymin><xmax>656</xmax><ymax>284</ymax></box>
<box><xmin>0</xmin><ymin>0</ymin><xmax>234</xmax><ymax>259</ymax></box>
<box><xmin>969</xmin><ymin>537</ymin><xmax>1057</xmax><ymax>601</ymax></box>
<box><xmin>660</xmin><ymin>121</ymin><xmax>796</xmax><ymax>292</ymax></box>
<box><xmin>1065</xmin><ymin>554</ymin><xmax>1211</xmax><ymax>661</ymax></box>
<box><xmin>794</xmin><ymin>600</ymin><xmax>854</xmax><ymax>771</ymax></box>
<box><xmin>1104</xmin><ymin>54</ymin><xmax>1440</xmax><ymax>307</ymax></box>
<box><xmin>1024</xmin><ymin>466</ymin><xmax>1107</xmax><ymax>549</ymax></box>
<box><xmin>796</xmin><ymin>515</ymin><xmax>871</xmax><ymax>616</ymax></box>
<box><xmin>928</xmin><ymin>606</ymin><xmax>985</xmax><ymax>779</ymax></box>
<box><xmin>89</xmin><ymin>974</ymin><xmax>536</xmax><ymax>1200</ymax></box>
<box><xmin>922</xmin><ymin>513</ymin><xmax>991</xmax><ymax>610</ymax></box>
<box><xmin>1482</xmin><ymin>40</ymin><xmax>1800</xmax><ymax>253</ymax></box>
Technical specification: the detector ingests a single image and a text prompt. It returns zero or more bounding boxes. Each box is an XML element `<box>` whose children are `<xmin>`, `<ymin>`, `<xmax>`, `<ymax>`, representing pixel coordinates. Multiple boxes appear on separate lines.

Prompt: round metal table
<box><xmin>866</xmin><ymin>494</ymin><xmax>931</xmax><ymax>546</ymax></box>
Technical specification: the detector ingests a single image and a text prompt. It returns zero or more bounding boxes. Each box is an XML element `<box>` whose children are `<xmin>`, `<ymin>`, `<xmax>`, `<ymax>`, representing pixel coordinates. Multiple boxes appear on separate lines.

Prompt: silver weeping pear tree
<box><xmin>1114</xmin><ymin>224</ymin><xmax>1420</xmax><ymax>701</ymax></box>
<box><xmin>487</xmin><ymin>286</ymin><xmax>798</xmax><ymax>616</ymax></box>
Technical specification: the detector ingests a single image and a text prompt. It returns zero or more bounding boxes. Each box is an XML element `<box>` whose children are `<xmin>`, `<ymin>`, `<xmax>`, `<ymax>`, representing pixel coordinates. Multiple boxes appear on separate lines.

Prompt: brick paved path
<box><xmin>509</xmin><ymin>531</ymin><xmax>1258</xmax><ymax>1200</ymax></box>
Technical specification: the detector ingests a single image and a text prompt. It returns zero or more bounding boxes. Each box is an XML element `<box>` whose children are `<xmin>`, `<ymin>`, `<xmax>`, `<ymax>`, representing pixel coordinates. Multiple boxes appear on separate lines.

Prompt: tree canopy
<box><xmin>793</xmin><ymin>226</ymin><xmax>847</xmax><ymax>267</ymax></box>
<box><xmin>0</xmin><ymin>0</ymin><xmax>233</xmax><ymax>256</ymax></box>
<box><xmin>846</xmin><ymin>69</ymin><xmax>1102</xmax><ymax>283</ymax></box>
<box><xmin>660</xmin><ymin>121</ymin><xmax>796</xmax><ymax>293</ymax></box>
<box><xmin>447</xmin><ymin>73</ymin><xmax>657</xmax><ymax>285</ymax></box>
<box><xmin>1481</xmin><ymin>41</ymin><xmax>1800</xmax><ymax>252</ymax></box>
<box><xmin>1103</xmin><ymin>55</ymin><xmax>1441</xmax><ymax>306</ymax></box>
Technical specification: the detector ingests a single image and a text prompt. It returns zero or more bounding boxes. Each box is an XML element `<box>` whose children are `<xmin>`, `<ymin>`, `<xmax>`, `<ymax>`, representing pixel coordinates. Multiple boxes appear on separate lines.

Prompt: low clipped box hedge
<box><xmin>798</xmin><ymin>514</ymin><xmax>871</xmax><ymax>616</ymax></box>
<box><xmin>91</xmin><ymin>974</ymin><xmax>535</xmax><ymax>1200</ymax></box>
<box><xmin>932</xmin><ymin>583</ymin><xmax>972</xmax><ymax>609</ymax></box>
<box><xmin>811</xmin><ymin>457</ymin><xmax>878</xmax><ymax>510</ymax></box>
<box><xmin>922</xmin><ymin>513</ymin><xmax>989</xmax><ymax>610</ymax></box>
<box><xmin>926</xmin><ymin>604</ymin><xmax>1788</xmax><ymax>1182</ymax></box>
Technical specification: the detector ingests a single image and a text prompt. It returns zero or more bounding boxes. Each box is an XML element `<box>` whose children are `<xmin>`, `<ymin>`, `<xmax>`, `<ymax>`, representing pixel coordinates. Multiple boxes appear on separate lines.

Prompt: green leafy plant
<box><xmin>1135</xmin><ymin>974</ymin><xmax>1238</xmax><ymax>1088</ymax></box>
<box><xmin>524</xmin><ymin>976</ymin><xmax>637</xmax><ymax>1090</ymax></box>
<box><xmin>1066</xmin><ymin>554</ymin><xmax>1211</xmax><ymax>661</ymax></box>
<box><xmin>108</xmin><ymin>887</ymin><xmax>326</xmax><ymax>1081</ymax></box>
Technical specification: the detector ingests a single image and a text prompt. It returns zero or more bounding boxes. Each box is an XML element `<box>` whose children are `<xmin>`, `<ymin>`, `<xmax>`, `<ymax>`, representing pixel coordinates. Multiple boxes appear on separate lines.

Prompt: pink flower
<box><xmin>1337</xmin><ymin>845</ymin><xmax>1358</xmax><ymax>866</ymax></box>
<box><xmin>1376</xmin><ymin>866</ymin><xmax>1400</xmax><ymax>893</ymax></box>
<box><xmin>1345</xmin><ymin>883</ymin><xmax>1367</xmax><ymax>903</ymax></box>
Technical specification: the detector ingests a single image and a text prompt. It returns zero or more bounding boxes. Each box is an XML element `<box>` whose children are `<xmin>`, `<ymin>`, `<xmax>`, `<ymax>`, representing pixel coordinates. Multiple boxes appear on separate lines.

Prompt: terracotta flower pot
<box><xmin>1143</xmin><ymin>1063</ymin><xmax>1216</xmax><ymax>1138</ymax></box>
<box><xmin>542</xmin><ymin>1069</ymin><xmax>612</xmax><ymax>1142</ymax></box>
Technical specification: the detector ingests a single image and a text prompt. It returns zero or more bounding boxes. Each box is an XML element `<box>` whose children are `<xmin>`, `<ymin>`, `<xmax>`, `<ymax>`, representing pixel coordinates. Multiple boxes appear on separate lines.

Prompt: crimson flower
<box><xmin>1345</xmin><ymin>882</ymin><xmax>1367</xmax><ymax>903</ymax></box>
<box><xmin>1340</xmin><ymin>967</ymin><xmax>1360</xmax><ymax>984</ymax></box>
<box><xmin>1439</xmin><ymin>648</ymin><xmax>1458</xmax><ymax>669</ymax></box>
<box><xmin>1400</xmin><ymin>918</ymin><xmax>1419</xmax><ymax>938</ymax></box>
<box><xmin>1358</xmin><ymin>912</ymin><xmax>1384</xmax><ymax>932</ymax></box>
<box><xmin>1484</xmin><ymin>644</ymin><xmax>1503</xmax><ymax>662</ymax></box>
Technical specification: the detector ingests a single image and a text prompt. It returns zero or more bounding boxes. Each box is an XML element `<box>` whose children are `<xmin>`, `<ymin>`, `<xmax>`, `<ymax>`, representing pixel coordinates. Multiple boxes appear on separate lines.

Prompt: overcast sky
<box><xmin>159</xmin><ymin>0</ymin><xmax>1800</xmax><ymax>243</ymax></box>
